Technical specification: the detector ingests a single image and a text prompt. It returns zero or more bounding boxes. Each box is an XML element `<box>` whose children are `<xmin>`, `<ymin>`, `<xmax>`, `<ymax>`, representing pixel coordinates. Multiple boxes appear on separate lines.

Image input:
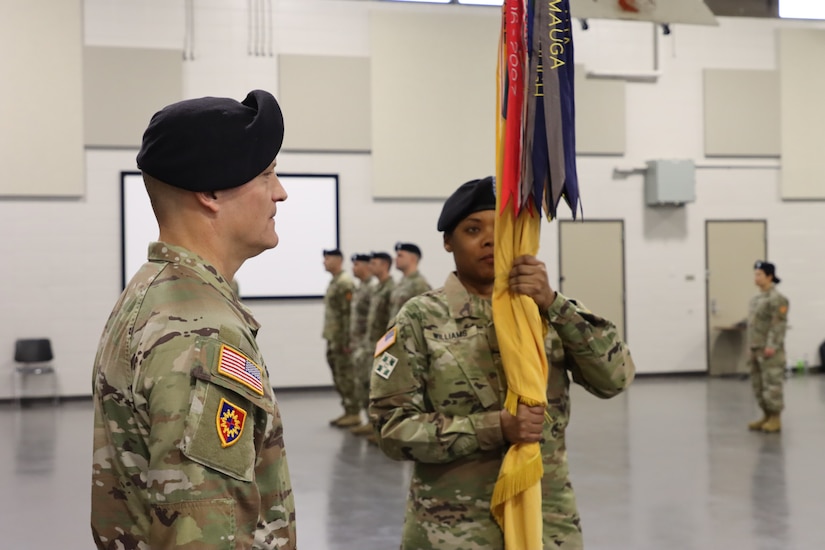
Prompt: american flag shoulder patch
<box><xmin>217</xmin><ymin>344</ymin><xmax>264</xmax><ymax>395</ymax></box>
<box><xmin>374</xmin><ymin>327</ymin><xmax>397</xmax><ymax>357</ymax></box>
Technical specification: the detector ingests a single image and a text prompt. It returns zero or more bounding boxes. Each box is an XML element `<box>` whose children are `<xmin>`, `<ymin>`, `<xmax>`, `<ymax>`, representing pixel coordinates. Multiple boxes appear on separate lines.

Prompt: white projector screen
<box><xmin>121</xmin><ymin>172</ymin><xmax>340</xmax><ymax>299</ymax></box>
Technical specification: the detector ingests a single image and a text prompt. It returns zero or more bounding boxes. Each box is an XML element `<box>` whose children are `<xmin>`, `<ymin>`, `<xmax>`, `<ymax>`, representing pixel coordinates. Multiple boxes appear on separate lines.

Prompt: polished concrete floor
<box><xmin>1</xmin><ymin>375</ymin><xmax>823</xmax><ymax>550</ymax></box>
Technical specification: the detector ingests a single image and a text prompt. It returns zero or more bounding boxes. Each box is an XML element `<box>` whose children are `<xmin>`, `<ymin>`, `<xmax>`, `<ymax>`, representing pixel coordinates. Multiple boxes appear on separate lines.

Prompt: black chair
<box><xmin>13</xmin><ymin>338</ymin><xmax>59</xmax><ymax>405</ymax></box>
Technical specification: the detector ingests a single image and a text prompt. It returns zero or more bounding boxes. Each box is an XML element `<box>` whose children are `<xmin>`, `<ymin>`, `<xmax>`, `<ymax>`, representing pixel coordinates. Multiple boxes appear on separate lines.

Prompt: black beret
<box><xmin>437</xmin><ymin>176</ymin><xmax>497</xmax><ymax>233</ymax></box>
<box><xmin>394</xmin><ymin>242</ymin><xmax>422</xmax><ymax>258</ymax></box>
<box><xmin>371</xmin><ymin>252</ymin><xmax>392</xmax><ymax>263</ymax></box>
<box><xmin>351</xmin><ymin>253</ymin><xmax>372</xmax><ymax>263</ymax></box>
<box><xmin>323</xmin><ymin>249</ymin><xmax>343</xmax><ymax>257</ymax></box>
<box><xmin>136</xmin><ymin>89</ymin><xmax>284</xmax><ymax>192</ymax></box>
<box><xmin>754</xmin><ymin>260</ymin><xmax>781</xmax><ymax>284</ymax></box>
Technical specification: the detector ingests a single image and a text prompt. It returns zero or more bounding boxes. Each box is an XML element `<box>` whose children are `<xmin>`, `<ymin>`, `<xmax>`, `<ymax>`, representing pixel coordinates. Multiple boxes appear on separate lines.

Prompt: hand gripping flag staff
<box><xmin>491</xmin><ymin>1</ymin><xmax>579</xmax><ymax>548</ymax></box>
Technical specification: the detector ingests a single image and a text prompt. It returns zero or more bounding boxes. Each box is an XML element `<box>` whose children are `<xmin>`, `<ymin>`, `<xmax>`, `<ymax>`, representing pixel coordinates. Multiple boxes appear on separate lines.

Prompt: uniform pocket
<box><xmin>179</xmin><ymin>379</ymin><xmax>257</xmax><ymax>482</ymax></box>
<box><xmin>150</xmin><ymin>497</ymin><xmax>235</xmax><ymax>550</ymax></box>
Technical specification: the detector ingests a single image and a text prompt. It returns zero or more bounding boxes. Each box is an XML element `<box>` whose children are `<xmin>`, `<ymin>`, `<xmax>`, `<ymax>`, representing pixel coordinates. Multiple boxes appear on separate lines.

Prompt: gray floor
<box><xmin>2</xmin><ymin>375</ymin><xmax>824</xmax><ymax>550</ymax></box>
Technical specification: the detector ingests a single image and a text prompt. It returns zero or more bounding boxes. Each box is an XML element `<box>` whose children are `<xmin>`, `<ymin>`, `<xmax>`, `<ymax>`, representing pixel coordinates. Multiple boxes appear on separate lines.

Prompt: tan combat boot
<box><xmin>329</xmin><ymin>413</ymin><xmax>349</xmax><ymax>426</ymax></box>
<box><xmin>350</xmin><ymin>423</ymin><xmax>374</xmax><ymax>436</ymax></box>
<box><xmin>748</xmin><ymin>414</ymin><xmax>769</xmax><ymax>431</ymax></box>
<box><xmin>761</xmin><ymin>414</ymin><xmax>781</xmax><ymax>433</ymax></box>
<box><xmin>334</xmin><ymin>414</ymin><xmax>362</xmax><ymax>428</ymax></box>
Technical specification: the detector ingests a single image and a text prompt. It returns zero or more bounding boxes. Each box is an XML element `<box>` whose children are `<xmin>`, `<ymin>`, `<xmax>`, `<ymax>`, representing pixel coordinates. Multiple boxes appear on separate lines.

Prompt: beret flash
<box><xmin>136</xmin><ymin>89</ymin><xmax>284</xmax><ymax>192</ymax></box>
<box><xmin>351</xmin><ymin>253</ymin><xmax>372</xmax><ymax>263</ymax></box>
<box><xmin>437</xmin><ymin>176</ymin><xmax>497</xmax><ymax>233</ymax></box>
<box><xmin>323</xmin><ymin>249</ymin><xmax>343</xmax><ymax>257</ymax></box>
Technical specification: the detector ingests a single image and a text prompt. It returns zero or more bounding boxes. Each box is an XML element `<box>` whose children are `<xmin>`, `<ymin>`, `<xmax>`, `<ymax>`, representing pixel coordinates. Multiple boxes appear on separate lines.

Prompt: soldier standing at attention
<box><xmin>349</xmin><ymin>253</ymin><xmax>377</xmax><ymax>436</ymax></box>
<box><xmin>366</xmin><ymin>252</ymin><xmax>396</xmax><ymax>347</ymax></box>
<box><xmin>91</xmin><ymin>90</ymin><xmax>296</xmax><ymax>549</ymax></box>
<box><xmin>323</xmin><ymin>249</ymin><xmax>360</xmax><ymax>428</ymax></box>
<box><xmin>388</xmin><ymin>242</ymin><xmax>432</xmax><ymax>319</ymax></box>
<box><xmin>369</xmin><ymin>177</ymin><xmax>635</xmax><ymax>550</ymax></box>
<box><xmin>747</xmin><ymin>260</ymin><xmax>789</xmax><ymax>433</ymax></box>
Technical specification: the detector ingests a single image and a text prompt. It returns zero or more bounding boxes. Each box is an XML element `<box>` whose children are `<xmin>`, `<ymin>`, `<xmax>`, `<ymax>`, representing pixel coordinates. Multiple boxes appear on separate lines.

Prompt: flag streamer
<box><xmin>492</xmin><ymin>0</ymin><xmax>580</xmax><ymax>548</ymax></box>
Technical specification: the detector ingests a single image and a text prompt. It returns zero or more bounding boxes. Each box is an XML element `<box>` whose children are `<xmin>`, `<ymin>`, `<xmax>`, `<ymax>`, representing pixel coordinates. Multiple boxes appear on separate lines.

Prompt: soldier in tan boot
<box><xmin>745</xmin><ymin>261</ymin><xmax>788</xmax><ymax>433</ymax></box>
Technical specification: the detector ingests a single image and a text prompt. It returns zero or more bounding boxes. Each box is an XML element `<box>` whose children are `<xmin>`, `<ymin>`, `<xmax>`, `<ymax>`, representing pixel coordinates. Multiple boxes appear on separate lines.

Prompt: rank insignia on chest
<box><xmin>218</xmin><ymin>344</ymin><xmax>264</xmax><ymax>395</ymax></box>
<box><xmin>216</xmin><ymin>398</ymin><xmax>247</xmax><ymax>447</ymax></box>
<box><xmin>374</xmin><ymin>327</ymin><xmax>397</xmax><ymax>357</ymax></box>
<box><xmin>375</xmin><ymin>352</ymin><xmax>398</xmax><ymax>380</ymax></box>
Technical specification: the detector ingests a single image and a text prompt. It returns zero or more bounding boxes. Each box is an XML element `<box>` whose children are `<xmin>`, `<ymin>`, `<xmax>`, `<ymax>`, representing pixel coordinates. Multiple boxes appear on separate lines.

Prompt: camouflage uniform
<box><xmin>92</xmin><ymin>242</ymin><xmax>296</xmax><ymax>549</ymax></box>
<box><xmin>366</xmin><ymin>276</ymin><xmax>397</xmax><ymax>352</ymax></box>
<box><xmin>747</xmin><ymin>286</ymin><xmax>789</xmax><ymax>413</ymax></box>
<box><xmin>389</xmin><ymin>270</ymin><xmax>432</xmax><ymax>320</ymax></box>
<box><xmin>324</xmin><ymin>270</ymin><xmax>358</xmax><ymax>415</ymax></box>
<box><xmin>350</xmin><ymin>277</ymin><xmax>375</xmax><ymax>410</ymax></box>
<box><xmin>369</xmin><ymin>273</ymin><xmax>635</xmax><ymax>550</ymax></box>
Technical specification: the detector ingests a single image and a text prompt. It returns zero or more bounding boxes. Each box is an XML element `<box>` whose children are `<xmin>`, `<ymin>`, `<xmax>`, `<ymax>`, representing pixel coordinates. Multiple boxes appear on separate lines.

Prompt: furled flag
<box><xmin>491</xmin><ymin>0</ymin><xmax>579</xmax><ymax>548</ymax></box>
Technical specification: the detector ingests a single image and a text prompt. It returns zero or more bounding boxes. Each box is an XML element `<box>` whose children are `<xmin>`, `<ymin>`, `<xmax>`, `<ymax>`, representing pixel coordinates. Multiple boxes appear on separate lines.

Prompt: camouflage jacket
<box><xmin>747</xmin><ymin>286</ymin><xmax>789</xmax><ymax>350</ymax></box>
<box><xmin>366</xmin><ymin>276</ymin><xmax>396</xmax><ymax>351</ymax></box>
<box><xmin>323</xmin><ymin>271</ymin><xmax>354</xmax><ymax>350</ymax></box>
<box><xmin>350</xmin><ymin>277</ymin><xmax>374</xmax><ymax>350</ymax></box>
<box><xmin>91</xmin><ymin>242</ymin><xmax>296</xmax><ymax>550</ymax></box>
<box><xmin>389</xmin><ymin>270</ymin><xmax>432</xmax><ymax>319</ymax></box>
<box><xmin>369</xmin><ymin>273</ymin><xmax>635</xmax><ymax>550</ymax></box>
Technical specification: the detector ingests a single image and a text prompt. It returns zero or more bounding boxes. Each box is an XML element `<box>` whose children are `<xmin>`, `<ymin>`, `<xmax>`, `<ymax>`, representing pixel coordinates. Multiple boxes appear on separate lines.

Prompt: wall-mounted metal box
<box><xmin>644</xmin><ymin>159</ymin><xmax>696</xmax><ymax>206</ymax></box>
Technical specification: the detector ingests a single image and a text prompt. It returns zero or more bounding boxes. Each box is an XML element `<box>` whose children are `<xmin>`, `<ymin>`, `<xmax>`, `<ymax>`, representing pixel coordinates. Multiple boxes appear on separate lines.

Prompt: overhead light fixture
<box><xmin>457</xmin><ymin>0</ymin><xmax>504</xmax><ymax>5</ymax></box>
<box><xmin>779</xmin><ymin>0</ymin><xmax>825</xmax><ymax>20</ymax></box>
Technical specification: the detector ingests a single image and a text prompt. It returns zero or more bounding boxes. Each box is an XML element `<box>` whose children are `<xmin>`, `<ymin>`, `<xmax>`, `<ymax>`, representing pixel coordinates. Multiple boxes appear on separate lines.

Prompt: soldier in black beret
<box><xmin>747</xmin><ymin>260</ymin><xmax>789</xmax><ymax>433</ymax></box>
<box><xmin>92</xmin><ymin>90</ymin><xmax>297</xmax><ymax>548</ymax></box>
<box><xmin>369</xmin><ymin>177</ymin><xmax>635</xmax><ymax>548</ymax></box>
<box><xmin>389</xmin><ymin>242</ymin><xmax>431</xmax><ymax>319</ymax></box>
<box><xmin>322</xmin><ymin>248</ymin><xmax>359</xmax><ymax>428</ymax></box>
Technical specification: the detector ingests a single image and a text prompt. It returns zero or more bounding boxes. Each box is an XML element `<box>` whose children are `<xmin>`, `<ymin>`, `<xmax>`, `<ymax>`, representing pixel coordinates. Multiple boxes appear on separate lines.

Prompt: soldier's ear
<box><xmin>443</xmin><ymin>233</ymin><xmax>453</xmax><ymax>253</ymax></box>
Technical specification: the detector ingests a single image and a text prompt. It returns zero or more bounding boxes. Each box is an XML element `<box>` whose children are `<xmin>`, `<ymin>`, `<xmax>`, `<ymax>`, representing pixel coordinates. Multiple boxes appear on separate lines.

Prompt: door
<box><xmin>706</xmin><ymin>220</ymin><xmax>767</xmax><ymax>375</ymax></box>
<box><xmin>558</xmin><ymin>220</ymin><xmax>626</xmax><ymax>341</ymax></box>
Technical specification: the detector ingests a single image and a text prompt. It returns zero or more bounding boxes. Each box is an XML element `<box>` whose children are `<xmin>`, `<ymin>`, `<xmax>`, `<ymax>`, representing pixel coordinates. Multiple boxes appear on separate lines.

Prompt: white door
<box><xmin>558</xmin><ymin>220</ymin><xmax>626</xmax><ymax>341</ymax></box>
<box><xmin>706</xmin><ymin>220</ymin><xmax>766</xmax><ymax>375</ymax></box>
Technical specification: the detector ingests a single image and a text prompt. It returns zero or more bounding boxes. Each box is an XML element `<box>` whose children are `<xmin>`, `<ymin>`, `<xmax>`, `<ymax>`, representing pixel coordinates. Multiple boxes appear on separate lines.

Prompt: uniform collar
<box><xmin>443</xmin><ymin>272</ymin><xmax>491</xmax><ymax>320</ymax></box>
<box><xmin>148</xmin><ymin>241</ymin><xmax>260</xmax><ymax>332</ymax></box>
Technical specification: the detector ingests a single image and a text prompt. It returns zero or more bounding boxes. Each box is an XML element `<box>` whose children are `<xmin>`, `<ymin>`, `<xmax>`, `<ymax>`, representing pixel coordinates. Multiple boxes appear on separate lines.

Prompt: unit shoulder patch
<box><xmin>217</xmin><ymin>344</ymin><xmax>264</xmax><ymax>395</ymax></box>
<box><xmin>374</xmin><ymin>327</ymin><xmax>397</xmax><ymax>357</ymax></box>
<box><xmin>216</xmin><ymin>397</ymin><xmax>247</xmax><ymax>447</ymax></box>
<box><xmin>375</xmin><ymin>352</ymin><xmax>398</xmax><ymax>380</ymax></box>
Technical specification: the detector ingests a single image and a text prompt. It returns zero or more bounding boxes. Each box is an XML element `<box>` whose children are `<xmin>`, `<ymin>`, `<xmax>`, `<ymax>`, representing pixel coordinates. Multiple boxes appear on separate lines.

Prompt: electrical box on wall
<box><xmin>644</xmin><ymin>159</ymin><xmax>696</xmax><ymax>206</ymax></box>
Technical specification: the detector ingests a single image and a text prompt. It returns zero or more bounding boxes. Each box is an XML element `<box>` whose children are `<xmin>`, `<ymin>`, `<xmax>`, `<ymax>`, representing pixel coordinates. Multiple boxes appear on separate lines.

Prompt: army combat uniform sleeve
<box><xmin>369</xmin><ymin>307</ymin><xmax>504</xmax><ymax>464</ymax></box>
<box><xmin>92</xmin><ymin>246</ymin><xmax>295</xmax><ymax>550</ymax></box>
<box><xmin>766</xmin><ymin>293</ymin><xmax>789</xmax><ymax>350</ymax></box>
<box><xmin>545</xmin><ymin>292</ymin><xmax>635</xmax><ymax>398</ymax></box>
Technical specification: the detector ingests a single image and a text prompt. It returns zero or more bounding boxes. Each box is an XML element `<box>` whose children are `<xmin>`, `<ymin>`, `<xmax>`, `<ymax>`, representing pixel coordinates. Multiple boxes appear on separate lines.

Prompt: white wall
<box><xmin>2</xmin><ymin>0</ymin><xmax>824</xmax><ymax>397</ymax></box>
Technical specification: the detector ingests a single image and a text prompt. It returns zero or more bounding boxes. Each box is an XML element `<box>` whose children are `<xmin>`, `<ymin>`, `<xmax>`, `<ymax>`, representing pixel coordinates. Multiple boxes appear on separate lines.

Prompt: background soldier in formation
<box><xmin>348</xmin><ymin>253</ymin><xmax>376</xmax><ymax>435</ymax></box>
<box><xmin>747</xmin><ymin>260</ymin><xmax>789</xmax><ymax>433</ymax></box>
<box><xmin>389</xmin><ymin>242</ymin><xmax>432</xmax><ymax>319</ymax></box>
<box><xmin>364</xmin><ymin>252</ymin><xmax>396</xmax><ymax>442</ymax></box>
<box><xmin>91</xmin><ymin>90</ymin><xmax>296</xmax><ymax>549</ymax></box>
<box><xmin>369</xmin><ymin>177</ymin><xmax>635</xmax><ymax>550</ymax></box>
<box><xmin>323</xmin><ymin>249</ymin><xmax>360</xmax><ymax>428</ymax></box>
